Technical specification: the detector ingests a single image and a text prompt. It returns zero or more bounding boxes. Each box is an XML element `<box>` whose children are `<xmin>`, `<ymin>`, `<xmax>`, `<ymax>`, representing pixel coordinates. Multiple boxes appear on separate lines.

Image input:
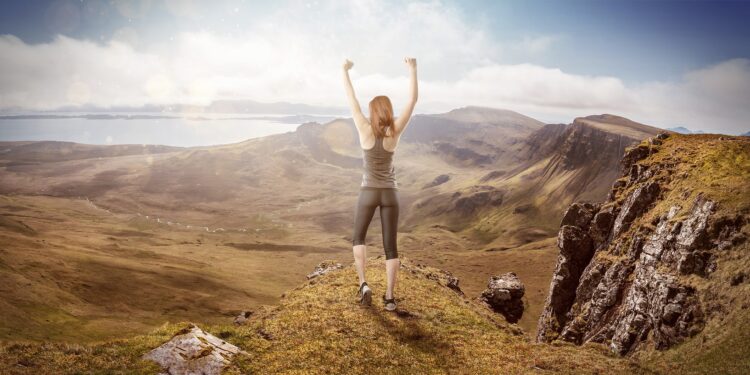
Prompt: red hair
<box><xmin>368</xmin><ymin>95</ymin><xmax>395</xmax><ymax>137</ymax></box>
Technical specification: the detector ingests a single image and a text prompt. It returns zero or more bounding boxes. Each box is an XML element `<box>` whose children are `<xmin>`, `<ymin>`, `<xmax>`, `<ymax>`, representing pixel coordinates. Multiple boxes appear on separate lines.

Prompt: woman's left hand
<box><xmin>343</xmin><ymin>59</ymin><xmax>354</xmax><ymax>71</ymax></box>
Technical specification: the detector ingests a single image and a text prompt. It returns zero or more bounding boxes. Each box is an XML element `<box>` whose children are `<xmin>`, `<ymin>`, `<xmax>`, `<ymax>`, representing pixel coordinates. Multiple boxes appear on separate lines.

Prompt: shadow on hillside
<box><xmin>364</xmin><ymin>304</ymin><xmax>455</xmax><ymax>365</ymax></box>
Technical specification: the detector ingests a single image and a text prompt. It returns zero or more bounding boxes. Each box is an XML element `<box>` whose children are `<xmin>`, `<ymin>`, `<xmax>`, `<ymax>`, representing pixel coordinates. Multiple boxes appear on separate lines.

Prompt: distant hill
<box><xmin>667</xmin><ymin>126</ymin><xmax>706</xmax><ymax>134</ymax></box>
<box><xmin>430</xmin><ymin>105</ymin><xmax>545</xmax><ymax>129</ymax></box>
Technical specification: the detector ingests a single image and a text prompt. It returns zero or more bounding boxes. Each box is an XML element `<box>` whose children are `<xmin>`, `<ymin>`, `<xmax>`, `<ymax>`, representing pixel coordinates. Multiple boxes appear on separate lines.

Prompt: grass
<box><xmin>0</xmin><ymin>194</ymin><xmax>348</xmax><ymax>343</ymax></box>
<box><xmin>1</xmin><ymin>256</ymin><xmax>649</xmax><ymax>374</ymax></box>
<box><xmin>222</xmin><ymin>256</ymin><xmax>646</xmax><ymax>374</ymax></box>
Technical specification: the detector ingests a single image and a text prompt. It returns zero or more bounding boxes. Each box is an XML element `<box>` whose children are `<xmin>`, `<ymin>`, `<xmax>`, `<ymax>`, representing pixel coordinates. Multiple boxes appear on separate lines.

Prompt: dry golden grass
<box><xmin>1</xmin><ymin>256</ymin><xmax>650</xmax><ymax>374</ymax></box>
<box><xmin>220</xmin><ymin>256</ymin><xmax>647</xmax><ymax>374</ymax></box>
<box><xmin>0</xmin><ymin>194</ymin><xmax>348</xmax><ymax>343</ymax></box>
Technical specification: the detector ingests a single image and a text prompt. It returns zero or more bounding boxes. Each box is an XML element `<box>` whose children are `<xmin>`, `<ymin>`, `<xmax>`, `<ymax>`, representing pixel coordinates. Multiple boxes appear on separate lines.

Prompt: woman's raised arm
<box><xmin>342</xmin><ymin>59</ymin><xmax>368</xmax><ymax>129</ymax></box>
<box><xmin>393</xmin><ymin>57</ymin><xmax>418</xmax><ymax>136</ymax></box>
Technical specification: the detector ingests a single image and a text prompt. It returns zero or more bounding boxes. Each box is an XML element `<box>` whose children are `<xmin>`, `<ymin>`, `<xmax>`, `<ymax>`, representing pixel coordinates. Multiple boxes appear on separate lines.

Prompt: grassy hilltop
<box><xmin>0</xmin><ymin>256</ymin><xmax>644</xmax><ymax>374</ymax></box>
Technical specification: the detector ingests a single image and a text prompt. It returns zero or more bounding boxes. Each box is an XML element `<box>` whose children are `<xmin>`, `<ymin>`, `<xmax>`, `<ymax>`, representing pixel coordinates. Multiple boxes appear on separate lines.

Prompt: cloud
<box><xmin>0</xmin><ymin>0</ymin><xmax>748</xmax><ymax>134</ymax></box>
<box><xmin>513</xmin><ymin>35</ymin><xmax>562</xmax><ymax>55</ymax></box>
<box><xmin>628</xmin><ymin>58</ymin><xmax>750</xmax><ymax>133</ymax></box>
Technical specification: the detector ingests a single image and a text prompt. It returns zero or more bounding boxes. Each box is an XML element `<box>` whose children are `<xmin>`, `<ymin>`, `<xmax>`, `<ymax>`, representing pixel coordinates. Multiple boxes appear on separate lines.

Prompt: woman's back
<box><xmin>361</xmin><ymin>135</ymin><xmax>397</xmax><ymax>189</ymax></box>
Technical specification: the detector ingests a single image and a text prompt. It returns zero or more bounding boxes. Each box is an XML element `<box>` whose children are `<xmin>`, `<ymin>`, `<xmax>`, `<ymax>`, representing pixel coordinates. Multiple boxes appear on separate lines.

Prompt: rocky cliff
<box><xmin>537</xmin><ymin>133</ymin><xmax>750</xmax><ymax>360</ymax></box>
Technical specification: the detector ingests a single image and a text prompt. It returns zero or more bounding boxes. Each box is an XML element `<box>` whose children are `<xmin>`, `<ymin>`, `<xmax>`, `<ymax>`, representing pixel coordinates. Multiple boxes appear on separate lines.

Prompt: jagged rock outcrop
<box><xmin>536</xmin><ymin>132</ymin><xmax>748</xmax><ymax>355</ymax></box>
<box><xmin>479</xmin><ymin>272</ymin><xmax>525</xmax><ymax>323</ymax></box>
<box><xmin>143</xmin><ymin>323</ymin><xmax>246</xmax><ymax>375</ymax></box>
<box><xmin>536</xmin><ymin>203</ymin><xmax>599</xmax><ymax>341</ymax></box>
<box><xmin>610</xmin><ymin>181</ymin><xmax>660</xmax><ymax>238</ymax></box>
<box><xmin>411</xmin><ymin>262</ymin><xmax>465</xmax><ymax>295</ymax></box>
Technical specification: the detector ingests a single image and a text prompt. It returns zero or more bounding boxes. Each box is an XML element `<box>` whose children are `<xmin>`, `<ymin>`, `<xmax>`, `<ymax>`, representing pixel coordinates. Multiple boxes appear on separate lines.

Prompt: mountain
<box><xmin>405</xmin><ymin>113</ymin><xmax>665</xmax><ymax>250</ymax></box>
<box><xmin>430</xmin><ymin>105</ymin><xmax>545</xmax><ymax>129</ymax></box>
<box><xmin>667</xmin><ymin>126</ymin><xmax>705</xmax><ymax>134</ymax></box>
<box><xmin>741</xmin><ymin>131</ymin><xmax>750</xmax><ymax>136</ymax></box>
<box><xmin>537</xmin><ymin>133</ymin><xmax>750</xmax><ymax>373</ymax></box>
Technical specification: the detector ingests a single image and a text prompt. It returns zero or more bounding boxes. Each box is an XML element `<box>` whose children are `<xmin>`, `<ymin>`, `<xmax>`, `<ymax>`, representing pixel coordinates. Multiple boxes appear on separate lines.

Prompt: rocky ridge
<box><xmin>537</xmin><ymin>133</ymin><xmax>750</xmax><ymax>356</ymax></box>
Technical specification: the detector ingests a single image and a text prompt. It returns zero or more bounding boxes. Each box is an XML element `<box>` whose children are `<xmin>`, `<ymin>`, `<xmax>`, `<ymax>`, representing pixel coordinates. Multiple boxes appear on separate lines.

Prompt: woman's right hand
<box><xmin>404</xmin><ymin>57</ymin><xmax>417</xmax><ymax>70</ymax></box>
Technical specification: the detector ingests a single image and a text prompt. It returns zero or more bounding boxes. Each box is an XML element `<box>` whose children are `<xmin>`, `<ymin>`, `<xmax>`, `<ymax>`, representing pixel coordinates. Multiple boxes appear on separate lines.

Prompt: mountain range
<box><xmin>0</xmin><ymin>106</ymin><xmax>666</xmax><ymax>338</ymax></box>
<box><xmin>4</xmin><ymin>106</ymin><xmax>747</xmax><ymax>373</ymax></box>
<box><xmin>0</xmin><ymin>122</ymin><xmax>750</xmax><ymax>374</ymax></box>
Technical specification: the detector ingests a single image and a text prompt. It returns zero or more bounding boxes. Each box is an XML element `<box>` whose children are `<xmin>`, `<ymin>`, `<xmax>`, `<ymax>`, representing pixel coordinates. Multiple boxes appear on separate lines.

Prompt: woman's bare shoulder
<box><xmin>353</xmin><ymin>112</ymin><xmax>370</xmax><ymax>129</ymax></box>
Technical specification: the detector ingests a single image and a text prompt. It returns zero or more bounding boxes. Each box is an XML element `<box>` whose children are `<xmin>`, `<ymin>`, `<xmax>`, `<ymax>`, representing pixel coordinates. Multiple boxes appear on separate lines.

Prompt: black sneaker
<box><xmin>382</xmin><ymin>294</ymin><xmax>396</xmax><ymax>311</ymax></box>
<box><xmin>356</xmin><ymin>281</ymin><xmax>372</xmax><ymax>306</ymax></box>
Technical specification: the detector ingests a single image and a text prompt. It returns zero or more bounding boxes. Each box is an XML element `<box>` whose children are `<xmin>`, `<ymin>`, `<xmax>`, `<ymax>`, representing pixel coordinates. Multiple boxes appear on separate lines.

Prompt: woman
<box><xmin>342</xmin><ymin>57</ymin><xmax>418</xmax><ymax>311</ymax></box>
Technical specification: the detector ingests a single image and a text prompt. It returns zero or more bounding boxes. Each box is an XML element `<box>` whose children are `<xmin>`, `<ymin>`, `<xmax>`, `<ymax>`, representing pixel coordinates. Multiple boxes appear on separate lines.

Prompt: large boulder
<box><xmin>480</xmin><ymin>272</ymin><xmax>525</xmax><ymax>323</ymax></box>
<box><xmin>143</xmin><ymin>323</ymin><xmax>245</xmax><ymax>375</ymax></box>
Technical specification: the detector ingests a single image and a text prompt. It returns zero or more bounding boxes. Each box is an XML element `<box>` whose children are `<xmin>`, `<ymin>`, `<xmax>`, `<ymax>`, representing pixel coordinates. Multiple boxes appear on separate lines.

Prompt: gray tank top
<box><xmin>361</xmin><ymin>136</ymin><xmax>398</xmax><ymax>189</ymax></box>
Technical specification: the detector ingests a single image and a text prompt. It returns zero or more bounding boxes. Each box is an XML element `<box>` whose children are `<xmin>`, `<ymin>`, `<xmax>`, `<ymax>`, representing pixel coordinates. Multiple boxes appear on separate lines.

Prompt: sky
<box><xmin>0</xmin><ymin>0</ymin><xmax>749</xmax><ymax>134</ymax></box>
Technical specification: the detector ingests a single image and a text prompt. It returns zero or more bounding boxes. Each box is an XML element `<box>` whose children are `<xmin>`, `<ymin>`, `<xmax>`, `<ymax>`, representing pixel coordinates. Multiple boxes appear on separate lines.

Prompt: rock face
<box><xmin>536</xmin><ymin>203</ymin><xmax>598</xmax><ymax>341</ymax></box>
<box><xmin>536</xmin><ymin>133</ymin><xmax>746</xmax><ymax>355</ymax></box>
<box><xmin>480</xmin><ymin>272</ymin><xmax>525</xmax><ymax>323</ymax></box>
<box><xmin>143</xmin><ymin>323</ymin><xmax>245</xmax><ymax>375</ymax></box>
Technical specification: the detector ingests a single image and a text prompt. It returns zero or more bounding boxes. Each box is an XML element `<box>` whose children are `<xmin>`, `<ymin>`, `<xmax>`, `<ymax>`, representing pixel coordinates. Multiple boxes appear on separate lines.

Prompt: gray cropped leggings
<box><xmin>352</xmin><ymin>187</ymin><xmax>399</xmax><ymax>260</ymax></box>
